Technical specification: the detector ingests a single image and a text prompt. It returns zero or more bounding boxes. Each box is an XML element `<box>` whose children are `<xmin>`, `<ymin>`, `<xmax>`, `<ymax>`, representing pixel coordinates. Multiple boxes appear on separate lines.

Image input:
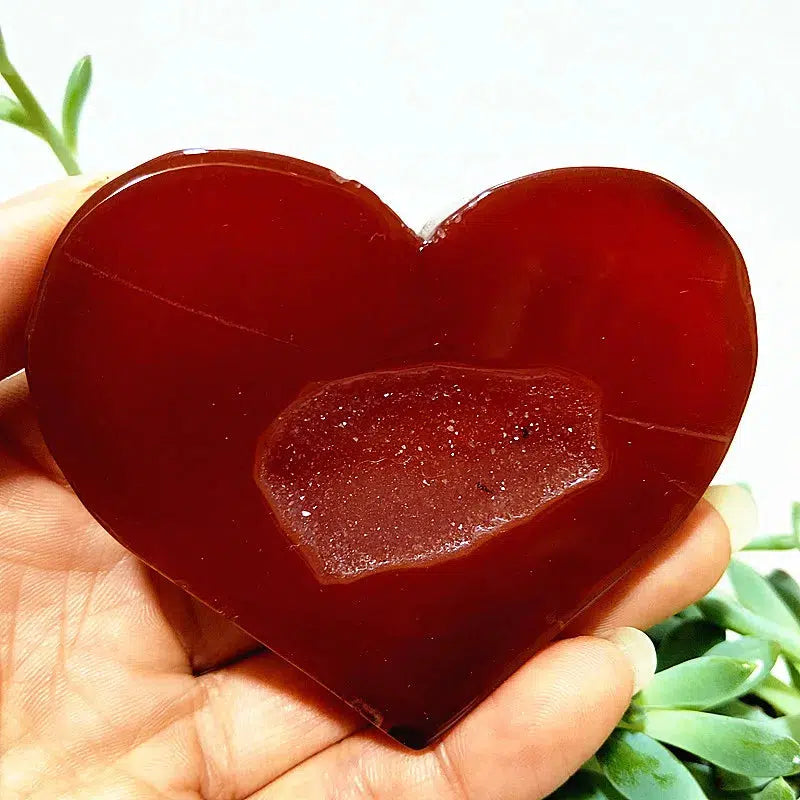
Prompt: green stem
<box><xmin>615</xmin><ymin>705</ymin><xmax>647</xmax><ymax>733</ymax></box>
<box><xmin>0</xmin><ymin>29</ymin><xmax>80</xmax><ymax>175</ymax></box>
<box><xmin>579</xmin><ymin>756</ymin><xmax>604</xmax><ymax>776</ymax></box>
<box><xmin>744</xmin><ymin>534</ymin><xmax>798</xmax><ymax>551</ymax></box>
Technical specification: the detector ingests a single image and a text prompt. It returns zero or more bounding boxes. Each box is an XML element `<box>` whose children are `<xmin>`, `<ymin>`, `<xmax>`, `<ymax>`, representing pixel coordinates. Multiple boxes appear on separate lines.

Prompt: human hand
<box><xmin>0</xmin><ymin>178</ymin><xmax>755</xmax><ymax>799</ymax></box>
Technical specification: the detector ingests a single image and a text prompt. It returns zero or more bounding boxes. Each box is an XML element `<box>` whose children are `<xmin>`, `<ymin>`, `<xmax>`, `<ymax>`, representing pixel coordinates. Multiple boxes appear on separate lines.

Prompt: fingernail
<box><xmin>704</xmin><ymin>484</ymin><xmax>759</xmax><ymax>552</ymax></box>
<box><xmin>79</xmin><ymin>173</ymin><xmax>114</xmax><ymax>195</ymax></box>
<box><xmin>598</xmin><ymin>627</ymin><xmax>657</xmax><ymax>695</ymax></box>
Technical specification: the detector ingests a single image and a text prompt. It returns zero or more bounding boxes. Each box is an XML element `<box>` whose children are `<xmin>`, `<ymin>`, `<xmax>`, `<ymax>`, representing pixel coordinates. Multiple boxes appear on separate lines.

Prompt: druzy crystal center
<box><xmin>256</xmin><ymin>365</ymin><xmax>607</xmax><ymax>581</ymax></box>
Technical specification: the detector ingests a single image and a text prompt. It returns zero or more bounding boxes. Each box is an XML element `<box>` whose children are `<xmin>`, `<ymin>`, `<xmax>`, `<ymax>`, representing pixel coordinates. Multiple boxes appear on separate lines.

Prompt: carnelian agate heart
<box><xmin>26</xmin><ymin>150</ymin><xmax>756</xmax><ymax>748</ymax></box>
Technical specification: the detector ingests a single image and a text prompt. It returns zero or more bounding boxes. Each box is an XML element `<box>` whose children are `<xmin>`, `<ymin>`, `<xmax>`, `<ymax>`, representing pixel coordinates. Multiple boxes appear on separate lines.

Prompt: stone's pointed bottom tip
<box><xmin>387</xmin><ymin>725</ymin><xmax>430</xmax><ymax>750</ymax></box>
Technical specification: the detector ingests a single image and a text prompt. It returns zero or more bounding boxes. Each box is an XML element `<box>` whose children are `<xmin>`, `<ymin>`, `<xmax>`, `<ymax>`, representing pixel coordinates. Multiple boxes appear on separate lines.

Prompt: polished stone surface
<box><xmin>26</xmin><ymin>150</ymin><xmax>757</xmax><ymax>747</ymax></box>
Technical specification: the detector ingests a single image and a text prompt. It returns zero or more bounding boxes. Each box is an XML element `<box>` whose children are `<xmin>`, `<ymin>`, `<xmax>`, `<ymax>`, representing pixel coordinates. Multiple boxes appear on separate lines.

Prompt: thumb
<box><xmin>263</xmin><ymin>628</ymin><xmax>656</xmax><ymax>800</ymax></box>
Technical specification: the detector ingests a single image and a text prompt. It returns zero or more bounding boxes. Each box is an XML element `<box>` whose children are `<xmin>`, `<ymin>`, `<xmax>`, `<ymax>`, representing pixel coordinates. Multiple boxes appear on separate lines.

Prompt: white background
<box><xmin>1</xmin><ymin>2</ymin><xmax>798</xmax><ymax>560</ymax></box>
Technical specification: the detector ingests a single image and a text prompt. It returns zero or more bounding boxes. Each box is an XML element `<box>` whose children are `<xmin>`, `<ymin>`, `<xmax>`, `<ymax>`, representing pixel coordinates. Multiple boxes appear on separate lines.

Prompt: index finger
<box><xmin>0</xmin><ymin>175</ymin><xmax>110</xmax><ymax>380</ymax></box>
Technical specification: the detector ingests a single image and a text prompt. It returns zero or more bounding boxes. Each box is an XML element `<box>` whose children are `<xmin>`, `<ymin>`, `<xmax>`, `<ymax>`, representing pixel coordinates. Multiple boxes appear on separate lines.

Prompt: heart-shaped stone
<box><xmin>26</xmin><ymin>150</ymin><xmax>756</xmax><ymax>748</ymax></box>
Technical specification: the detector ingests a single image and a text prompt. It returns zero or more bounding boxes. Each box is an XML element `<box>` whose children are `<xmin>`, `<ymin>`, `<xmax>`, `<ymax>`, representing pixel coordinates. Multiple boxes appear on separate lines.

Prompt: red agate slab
<box><xmin>26</xmin><ymin>150</ymin><xmax>756</xmax><ymax>748</ymax></box>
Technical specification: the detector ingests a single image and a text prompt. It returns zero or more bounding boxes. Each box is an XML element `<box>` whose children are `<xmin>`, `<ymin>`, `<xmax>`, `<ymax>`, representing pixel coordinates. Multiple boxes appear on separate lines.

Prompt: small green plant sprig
<box><xmin>0</xmin><ymin>26</ymin><xmax>90</xmax><ymax>175</ymax></box>
<box><xmin>551</xmin><ymin>500</ymin><xmax>800</xmax><ymax>800</ymax></box>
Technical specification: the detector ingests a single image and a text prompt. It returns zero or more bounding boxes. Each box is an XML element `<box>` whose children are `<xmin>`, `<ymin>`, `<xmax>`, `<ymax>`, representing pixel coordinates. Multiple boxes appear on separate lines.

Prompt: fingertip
<box><xmin>596</xmin><ymin>627</ymin><xmax>657</xmax><ymax>695</ymax></box>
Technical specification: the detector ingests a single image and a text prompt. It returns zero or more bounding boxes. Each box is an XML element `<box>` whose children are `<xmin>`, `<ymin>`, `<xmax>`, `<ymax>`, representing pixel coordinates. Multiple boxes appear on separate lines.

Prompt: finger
<box><xmin>148</xmin><ymin>569</ymin><xmax>264</xmax><ymax>674</ymax></box>
<box><xmin>0</xmin><ymin>174</ymin><xmax>110</xmax><ymax>379</ymax></box>
<box><xmin>254</xmin><ymin>629</ymin><xmax>655</xmax><ymax>800</ymax></box>
<box><xmin>0</xmin><ymin>370</ymin><xmax>66</xmax><ymax>481</ymax></box>
<box><xmin>188</xmin><ymin>652</ymin><xmax>363</xmax><ymax>800</ymax></box>
<box><xmin>563</xmin><ymin>486</ymin><xmax>756</xmax><ymax>636</ymax></box>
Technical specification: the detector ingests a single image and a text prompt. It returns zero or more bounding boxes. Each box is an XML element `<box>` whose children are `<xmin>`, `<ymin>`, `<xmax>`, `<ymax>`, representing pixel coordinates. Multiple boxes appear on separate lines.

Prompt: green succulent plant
<box><xmin>551</xmin><ymin>500</ymin><xmax>800</xmax><ymax>799</ymax></box>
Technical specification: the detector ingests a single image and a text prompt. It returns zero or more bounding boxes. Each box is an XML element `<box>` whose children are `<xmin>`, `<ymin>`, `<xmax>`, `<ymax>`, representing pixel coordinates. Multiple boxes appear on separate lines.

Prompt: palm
<box><xmin>0</xmin><ymin>178</ymin><xmax>735</xmax><ymax>800</ymax></box>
